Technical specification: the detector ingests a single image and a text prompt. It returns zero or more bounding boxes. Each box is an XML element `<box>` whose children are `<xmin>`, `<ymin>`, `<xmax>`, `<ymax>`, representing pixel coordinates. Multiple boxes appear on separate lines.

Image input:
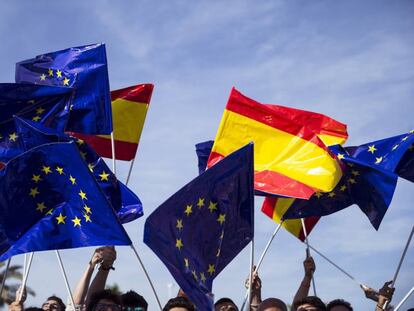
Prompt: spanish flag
<box><xmin>207</xmin><ymin>88</ymin><xmax>346</xmax><ymax>199</ymax></box>
<box><xmin>261</xmin><ymin>196</ymin><xmax>320</xmax><ymax>241</ymax></box>
<box><xmin>71</xmin><ymin>84</ymin><xmax>153</xmax><ymax>161</ymax></box>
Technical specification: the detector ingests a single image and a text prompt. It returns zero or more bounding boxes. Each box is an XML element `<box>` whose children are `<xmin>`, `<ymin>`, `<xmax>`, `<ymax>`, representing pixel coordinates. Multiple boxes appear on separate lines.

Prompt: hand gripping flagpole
<box><xmin>0</xmin><ymin>258</ymin><xmax>11</xmax><ymax>297</ymax></box>
<box><xmin>301</xmin><ymin>218</ymin><xmax>317</xmax><ymax>297</ymax></box>
<box><xmin>131</xmin><ymin>245</ymin><xmax>162</xmax><ymax>310</ymax></box>
<box><xmin>241</xmin><ymin>221</ymin><xmax>284</xmax><ymax>310</ymax></box>
<box><xmin>394</xmin><ymin>284</ymin><xmax>414</xmax><ymax>311</ymax></box>
<box><xmin>19</xmin><ymin>252</ymin><xmax>34</xmax><ymax>301</ymax></box>
<box><xmin>55</xmin><ymin>250</ymin><xmax>76</xmax><ymax>310</ymax></box>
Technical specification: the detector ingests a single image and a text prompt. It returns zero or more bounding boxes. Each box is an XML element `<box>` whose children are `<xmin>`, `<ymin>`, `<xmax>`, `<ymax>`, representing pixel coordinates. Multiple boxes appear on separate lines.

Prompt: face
<box><xmin>297</xmin><ymin>304</ymin><xmax>319</xmax><ymax>311</ymax></box>
<box><xmin>42</xmin><ymin>300</ymin><xmax>61</xmax><ymax>311</ymax></box>
<box><xmin>169</xmin><ymin>308</ymin><xmax>190</xmax><ymax>311</ymax></box>
<box><xmin>215</xmin><ymin>302</ymin><xmax>238</xmax><ymax>311</ymax></box>
<box><xmin>330</xmin><ymin>307</ymin><xmax>350</xmax><ymax>311</ymax></box>
<box><xmin>261</xmin><ymin>308</ymin><xmax>284</xmax><ymax>311</ymax></box>
<box><xmin>93</xmin><ymin>299</ymin><xmax>122</xmax><ymax>311</ymax></box>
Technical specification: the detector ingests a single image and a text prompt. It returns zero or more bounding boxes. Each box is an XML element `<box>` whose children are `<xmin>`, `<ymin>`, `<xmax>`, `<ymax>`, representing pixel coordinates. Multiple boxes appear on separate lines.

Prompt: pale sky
<box><xmin>0</xmin><ymin>1</ymin><xmax>413</xmax><ymax>310</ymax></box>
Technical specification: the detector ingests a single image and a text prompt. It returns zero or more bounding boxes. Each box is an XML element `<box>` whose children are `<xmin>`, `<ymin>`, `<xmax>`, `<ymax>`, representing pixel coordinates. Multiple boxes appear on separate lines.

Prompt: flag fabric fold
<box><xmin>15</xmin><ymin>43</ymin><xmax>112</xmax><ymax>135</ymax></box>
<box><xmin>0</xmin><ymin>142</ymin><xmax>131</xmax><ymax>261</ymax></box>
<box><xmin>70</xmin><ymin>83</ymin><xmax>154</xmax><ymax>161</ymax></box>
<box><xmin>207</xmin><ymin>87</ymin><xmax>345</xmax><ymax>199</ymax></box>
<box><xmin>144</xmin><ymin>143</ymin><xmax>254</xmax><ymax>309</ymax></box>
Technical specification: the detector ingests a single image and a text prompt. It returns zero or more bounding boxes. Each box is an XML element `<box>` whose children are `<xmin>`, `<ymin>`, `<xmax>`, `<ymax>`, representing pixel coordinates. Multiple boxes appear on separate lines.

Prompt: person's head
<box><xmin>42</xmin><ymin>296</ymin><xmax>66</xmax><ymax>311</ymax></box>
<box><xmin>326</xmin><ymin>299</ymin><xmax>353</xmax><ymax>311</ymax></box>
<box><xmin>214</xmin><ymin>297</ymin><xmax>238</xmax><ymax>311</ymax></box>
<box><xmin>257</xmin><ymin>298</ymin><xmax>288</xmax><ymax>311</ymax></box>
<box><xmin>121</xmin><ymin>291</ymin><xmax>148</xmax><ymax>311</ymax></box>
<box><xmin>293</xmin><ymin>296</ymin><xmax>326</xmax><ymax>311</ymax></box>
<box><xmin>26</xmin><ymin>308</ymin><xmax>43</xmax><ymax>311</ymax></box>
<box><xmin>162</xmin><ymin>297</ymin><xmax>195</xmax><ymax>311</ymax></box>
<box><xmin>86</xmin><ymin>290</ymin><xmax>122</xmax><ymax>311</ymax></box>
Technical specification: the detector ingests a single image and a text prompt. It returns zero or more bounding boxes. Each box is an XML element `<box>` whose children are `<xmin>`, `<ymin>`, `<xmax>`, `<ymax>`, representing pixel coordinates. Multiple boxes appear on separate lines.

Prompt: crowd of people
<box><xmin>5</xmin><ymin>246</ymin><xmax>404</xmax><ymax>311</ymax></box>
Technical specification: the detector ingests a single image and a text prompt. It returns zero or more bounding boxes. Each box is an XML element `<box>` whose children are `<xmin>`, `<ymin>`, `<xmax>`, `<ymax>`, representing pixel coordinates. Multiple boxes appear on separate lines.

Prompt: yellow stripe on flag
<box><xmin>270</xmin><ymin>198</ymin><xmax>303</xmax><ymax>238</ymax></box>
<box><xmin>212</xmin><ymin>109</ymin><xmax>342</xmax><ymax>192</ymax></box>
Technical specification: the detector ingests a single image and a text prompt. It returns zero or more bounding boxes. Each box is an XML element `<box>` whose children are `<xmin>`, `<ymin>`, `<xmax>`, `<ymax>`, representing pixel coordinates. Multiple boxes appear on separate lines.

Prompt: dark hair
<box><xmin>257</xmin><ymin>298</ymin><xmax>288</xmax><ymax>311</ymax></box>
<box><xmin>214</xmin><ymin>297</ymin><xmax>238</xmax><ymax>310</ymax></box>
<box><xmin>46</xmin><ymin>296</ymin><xmax>66</xmax><ymax>311</ymax></box>
<box><xmin>327</xmin><ymin>299</ymin><xmax>353</xmax><ymax>311</ymax></box>
<box><xmin>293</xmin><ymin>296</ymin><xmax>326</xmax><ymax>311</ymax></box>
<box><xmin>26</xmin><ymin>308</ymin><xmax>43</xmax><ymax>311</ymax></box>
<box><xmin>86</xmin><ymin>289</ymin><xmax>121</xmax><ymax>311</ymax></box>
<box><xmin>163</xmin><ymin>297</ymin><xmax>195</xmax><ymax>311</ymax></box>
<box><xmin>121</xmin><ymin>291</ymin><xmax>148</xmax><ymax>311</ymax></box>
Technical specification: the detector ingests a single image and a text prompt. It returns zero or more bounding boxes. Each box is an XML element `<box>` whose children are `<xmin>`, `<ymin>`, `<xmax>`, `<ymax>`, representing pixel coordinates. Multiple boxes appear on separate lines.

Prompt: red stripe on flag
<box><xmin>298</xmin><ymin>216</ymin><xmax>320</xmax><ymax>242</ymax></box>
<box><xmin>261</xmin><ymin>196</ymin><xmax>277</xmax><ymax>219</ymax></box>
<box><xmin>111</xmin><ymin>84</ymin><xmax>154</xmax><ymax>103</ymax></box>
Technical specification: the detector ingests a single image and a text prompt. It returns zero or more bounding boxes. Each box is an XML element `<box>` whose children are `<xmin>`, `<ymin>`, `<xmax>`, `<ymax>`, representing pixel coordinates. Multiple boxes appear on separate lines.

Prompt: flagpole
<box><xmin>240</xmin><ymin>221</ymin><xmax>284</xmax><ymax>310</ymax></box>
<box><xmin>394</xmin><ymin>284</ymin><xmax>414</xmax><ymax>311</ymax></box>
<box><xmin>130</xmin><ymin>245</ymin><xmax>162</xmax><ymax>310</ymax></box>
<box><xmin>110</xmin><ymin>132</ymin><xmax>117</xmax><ymax>175</ymax></box>
<box><xmin>125</xmin><ymin>158</ymin><xmax>135</xmax><ymax>186</ymax></box>
<box><xmin>301</xmin><ymin>218</ymin><xmax>317</xmax><ymax>297</ymax></box>
<box><xmin>0</xmin><ymin>258</ymin><xmax>11</xmax><ymax>297</ymax></box>
<box><xmin>55</xmin><ymin>250</ymin><xmax>76</xmax><ymax>309</ymax></box>
<box><xmin>19</xmin><ymin>252</ymin><xmax>34</xmax><ymax>301</ymax></box>
<box><xmin>307</xmin><ymin>244</ymin><xmax>362</xmax><ymax>286</ymax></box>
<box><xmin>246</xmin><ymin>239</ymin><xmax>255</xmax><ymax>311</ymax></box>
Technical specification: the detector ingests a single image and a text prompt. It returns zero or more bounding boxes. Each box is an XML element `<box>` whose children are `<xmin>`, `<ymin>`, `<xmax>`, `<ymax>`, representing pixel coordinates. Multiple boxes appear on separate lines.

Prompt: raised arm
<box><xmin>291</xmin><ymin>255</ymin><xmax>315</xmax><ymax>311</ymax></box>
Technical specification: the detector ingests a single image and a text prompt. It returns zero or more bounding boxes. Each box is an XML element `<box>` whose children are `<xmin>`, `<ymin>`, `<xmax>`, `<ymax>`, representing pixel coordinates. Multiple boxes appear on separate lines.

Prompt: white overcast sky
<box><xmin>0</xmin><ymin>1</ymin><xmax>413</xmax><ymax>310</ymax></box>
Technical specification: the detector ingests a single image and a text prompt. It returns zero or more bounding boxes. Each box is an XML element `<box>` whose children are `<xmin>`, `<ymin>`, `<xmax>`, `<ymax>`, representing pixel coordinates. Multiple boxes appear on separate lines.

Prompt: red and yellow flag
<box><xmin>72</xmin><ymin>84</ymin><xmax>153</xmax><ymax>161</ymax></box>
<box><xmin>207</xmin><ymin>88</ymin><xmax>346</xmax><ymax>199</ymax></box>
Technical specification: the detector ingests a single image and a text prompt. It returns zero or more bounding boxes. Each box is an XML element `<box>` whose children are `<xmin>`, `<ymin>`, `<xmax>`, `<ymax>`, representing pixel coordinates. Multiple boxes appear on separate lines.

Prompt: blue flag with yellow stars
<box><xmin>144</xmin><ymin>143</ymin><xmax>254</xmax><ymax>310</ymax></box>
<box><xmin>0</xmin><ymin>83</ymin><xmax>73</xmax><ymax>164</ymax></box>
<box><xmin>283</xmin><ymin>144</ymin><xmax>399</xmax><ymax>229</ymax></box>
<box><xmin>0</xmin><ymin>142</ymin><xmax>131</xmax><ymax>261</ymax></box>
<box><xmin>12</xmin><ymin>117</ymin><xmax>143</xmax><ymax>223</ymax></box>
<box><xmin>195</xmin><ymin>140</ymin><xmax>214</xmax><ymax>175</ymax></box>
<box><xmin>15</xmin><ymin>43</ymin><xmax>112</xmax><ymax>135</ymax></box>
<box><xmin>346</xmin><ymin>130</ymin><xmax>414</xmax><ymax>183</ymax></box>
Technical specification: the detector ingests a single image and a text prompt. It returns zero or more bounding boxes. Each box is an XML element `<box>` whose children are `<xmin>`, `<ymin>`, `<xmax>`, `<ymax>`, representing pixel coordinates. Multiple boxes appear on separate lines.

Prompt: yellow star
<box><xmin>217</xmin><ymin>214</ymin><xmax>226</xmax><ymax>225</ymax></box>
<box><xmin>328</xmin><ymin>192</ymin><xmax>336</xmax><ymax>198</ymax></box>
<box><xmin>72</xmin><ymin>216</ymin><xmax>81</xmax><ymax>227</ymax></box>
<box><xmin>351</xmin><ymin>170</ymin><xmax>360</xmax><ymax>176</ymax></box>
<box><xmin>207</xmin><ymin>264</ymin><xmax>215</xmax><ymax>276</ymax></box>
<box><xmin>63</xmin><ymin>77</ymin><xmax>70</xmax><ymax>86</ymax></box>
<box><xmin>79</xmin><ymin>190</ymin><xmax>87</xmax><ymax>200</ymax></box>
<box><xmin>55</xmin><ymin>167</ymin><xmax>64</xmax><ymax>175</ymax></box>
<box><xmin>84</xmin><ymin>214</ymin><xmax>92</xmax><ymax>222</ymax></box>
<box><xmin>99</xmin><ymin>171</ymin><xmax>110</xmax><ymax>181</ymax></box>
<box><xmin>200</xmin><ymin>272</ymin><xmax>206</xmax><ymax>283</ymax></box>
<box><xmin>76</xmin><ymin>138</ymin><xmax>84</xmax><ymax>145</ymax></box>
<box><xmin>69</xmin><ymin>175</ymin><xmax>76</xmax><ymax>185</ymax></box>
<box><xmin>197</xmin><ymin>198</ymin><xmax>205</xmax><ymax>209</ymax></box>
<box><xmin>314</xmin><ymin>192</ymin><xmax>323</xmax><ymax>199</ymax></box>
<box><xmin>176</xmin><ymin>219</ymin><xmax>183</xmax><ymax>230</ymax></box>
<box><xmin>40</xmin><ymin>74</ymin><xmax>46</xmax><ymax>81</ymax></box>
<box><xmin>32</xmin><ymin>115</ymin><xmax>41</xmax><ymax>122</ymax></box>
<box><xmin>32</xmin><ymin>174</ymin><xmax>42</xmax><ymax>183</ymax></box>
<box><xmin>175</xmin><ymin>238</ymin><xmax>183</xmax><ymax>250</ymax></box>
<box><xmin>48</xmin><ymin>69</ymin><xmax>53</xmax><ymax>76</ymax></box>
<box><xmin>83</xmin><ymin>204</ymin><xmax>92</xmax><ymax>214</ymax></box>
<box><xmin>340</xmin><ymin>185</ymin><xmax>347</xmax><ymax>192</ymax></box>
<box><xmin>36</xmin><ymin>107</ymin><xmax>45</xmax><ymax>114</ymax></box>
<box><xmin>56</xmin><ymin>70</ymin><xmax>62</xmax><ymax>78</ymax></box>
<box><xmin>56</xmin><ymin>213</ymin><xmax>67</xmax><ymax>224</ymax></box>
<box><xmin>9</xmin><ymin>132</ymin><xmax>18</xmax><ymax>142</ymax></box>
<box><xmin>29</xmin><ymin>187</ymin><xmax>39</xmax><ymax>197</ymax></box>
<box><xmin>191</xmin><ymin>270</ymin><xmax>198</xmax><ymax>281</ymax></box>
<box><xmin>184</xmin><ymin>258</ymin><xmax>189</xmax><ymax>268</ymax></box>
<box><xmin>88</xmin><ymin>163</ymin><xmax>94</xmax><ymax>172</ymax></box>
<box><xmin>184</xmin><ymin>204</ymin><xmax>193</xmax><ymax>216</ymax></box>
<box><xmin>348</xmin><ymin>178</ymin><xmax>356</xmax><ymax>184</ymax></box>
<box><xmin>337</xmin><ymin>153</ymin><xmax>345</xmax><ymax>160</ymax></box>
<box><xmin>368</xmin><ymin>145</ymin><xmax>377</xmax><ymax>154</ymax></box>
<box><xmin>45</xmin><ymin>209</ymin><xmax>53</xmax><ymax>216</ymax></box>
<box><xmin>36</xmin><ymin>202</ymin><xmax>47</xmax><ymax>212</ymax></box>
<box><xmin>375</xmin><ymin>157</ymin><xmax>383</xmax><ymax>164</ymax></box>
<box><xmin>42</xmin><ymin>166</ymin><xmax>51</xmax><ymax>174</ymax></box>
<box><xmin>208</xmin><ymin>201</ymin><xmax>217</xmax><ymax>213</ymax></box>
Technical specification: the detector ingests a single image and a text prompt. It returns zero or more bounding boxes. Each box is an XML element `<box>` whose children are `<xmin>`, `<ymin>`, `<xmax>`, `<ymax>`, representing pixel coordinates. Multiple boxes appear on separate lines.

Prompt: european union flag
<box><xmin>283</xmin><ymin>144</ymin><xmax>398</xmax><ymax>229</ymax></box>
<box><xmin>13</xmin><ymin>117</ymin><xmax>143</xmax><ymax>223</ymax></box>
<box><xmin>195</xmin><ymin>140</ymin><xmax>214</xmax><ymax>175</ymax></box>
<box><xmin>0</xmin><ymin>83</ymin><xmax>73</xmax><ymax>163</ymax></box>
<box><xmin>144</xmin><ymin>144</ymin><xmax>254</xmax><ymax>309</ymax></box>
<box><xmin>0</xmin><ymin>142</ymin><xmax>131</xmax><ymax>261</ymax></box>
<box><xmin>346</xmin><ymin>130</ymin><xmax>414</xmax><ymax>182</ymax></box>
<box><xmin>16</xmin><ymin>43</ymin><xmax>112</xmax><ymax>135</ymax></box>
